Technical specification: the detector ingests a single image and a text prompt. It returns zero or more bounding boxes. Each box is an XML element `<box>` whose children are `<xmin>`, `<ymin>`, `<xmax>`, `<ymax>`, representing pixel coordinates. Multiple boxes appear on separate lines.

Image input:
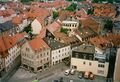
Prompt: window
<box><xmin>72</xmin><ymin>65</ymin><xmax>77</xmax><ymax>69</ymax></box>
<box><xmin>47</xmin><ymin>52</ymin><xmax>49</xmax><ymax>55</ymax></box>
<box><xmin>89</xmin><ymin>55</ymin><xmax>93</xmax><ymax>60</ymax></box>
<box><xmin>83</xmin><ymin>55</ymin><xmax>86</xmax><ymax>59</ymax></box>
<box><xmin>26</xmin><ymin>47</ymin><xmax>29</xmax><ymax>51</ymax></box>
<box><xmin>98</xmin><ymin>64</ymin><xmax>105</xmax><ymax>68</ymax></box>
<box><xmin>83</xmin><ymin>61</ymin><xmax>85</xmax><ymax>65</ymax></box>
<box><xmin>37</xmin><ymin>66</ymin><xmax>42</xmax><ymax>71</ymax></box>
<box><xmin>59</xmin><ymin>50</ymin><xmax>60</xmax><ymax>53</ymax></box>
<box><xmin>47</xmin><ymin>58</ymin><xmax>49</xmax><ymax>61</ymax></box>
<box><xmin>89</xmin><ymin>62</ymin><xmax>92</xmax><ymax>66</ymax></box>
<box><xmin>40</xmin><ymin>54</ymin><xmax>42</xmax><ymax>57</ymax></box>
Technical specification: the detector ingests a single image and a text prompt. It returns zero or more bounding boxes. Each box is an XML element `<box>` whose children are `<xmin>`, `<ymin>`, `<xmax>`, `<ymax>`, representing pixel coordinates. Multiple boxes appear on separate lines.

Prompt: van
<box><xmin>65</xmin><ymin>69</ymin><xmax>70</xmax><ymax>75</ymax></box>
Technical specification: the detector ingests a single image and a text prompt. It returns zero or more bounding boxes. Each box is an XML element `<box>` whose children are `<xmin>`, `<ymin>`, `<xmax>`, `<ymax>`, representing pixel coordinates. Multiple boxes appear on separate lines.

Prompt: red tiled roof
<box><xmin>0</xmin><ymin>9</ymin><xmax>15</xmax><ymax>17</ymax></box>
<box><xmin>29</xmin><ymin>37</ymin><xmax>50</xmax><ymax>50</ymax></box>
<box><xmin>39</xmin><ymin>21</ymin><xmax>61</xmax><ymax>38</ymax></box>
<box><xmin>90</xmin><ymin>33</ymin><xmax>120</xmax><ymax>49</ymax></box>
<box><xmin>81</xmin><ymin>17</ymin><xmax>100</xmax><ymax>33</ymax></box>
<box><xmin>12</xmin><ymin>15</ymin><xmax>23</xmax><ymax>25</ymax></box>
<box><xmin>0</xmin><ymin>32</ymin><xmax>26</xmax><ymax>57</ymax></box>
<box><xmin>92</xmin><ymin>3</ymin><xmax>116</xmax><ymax>18</ymax></box>
<box><xmin>12</xmin><ymin>32</ymin><xmax>27</xmax><ymax>44</ymax></box>
<box><xmin>31</xmin><ymin>0</ymin><xmax>70</xmax><ymax>9</ymax></box>
<box><xmin>46</xmin><ymin>21</ymin><xmax>61</xmax><ymax>32</ymax></box>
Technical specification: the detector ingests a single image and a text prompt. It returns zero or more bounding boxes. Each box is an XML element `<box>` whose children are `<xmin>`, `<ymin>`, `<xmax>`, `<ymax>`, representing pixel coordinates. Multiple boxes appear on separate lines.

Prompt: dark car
<box><xmin>53</xmin><ymin>80</ymin><xmax>59</xmax><ymax>82</ymax></box>
<box><xmin>59</xmin><ymin>77</ymin><xmax>63</xmax><ymax>82</ymax></box>
<box><xmin>78</xmin><ymin>72</ymin><xmax>83</xmax><ymax>79</ymax></box>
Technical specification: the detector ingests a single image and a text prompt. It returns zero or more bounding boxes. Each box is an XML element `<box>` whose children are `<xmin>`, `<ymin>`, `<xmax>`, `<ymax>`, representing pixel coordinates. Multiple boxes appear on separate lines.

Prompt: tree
<box><xmin>53</xmin><ymin>11</ymin><xmax>59</xmax><ymax>19</ymax></box>
<box><xmin>87</xmin><ymin>9</ymin><xmax>94</xmax><ymax>15</ymax></box>
<box><xmin>115</xmin><ymin>0</ymin><xmax>120</xmax><ymax>3</ymax></box>
<box><xmin>23</xmin><ymin>24</ymin><xmax>32</xmax><ymax>33</ymax></box>
<box><xmin>21</xmin><ymin>0</ymin><xmax>33</xmax><ymax>3</ymax></box>
<box><xmin>60</xmin><ymin>28</ymin><xmax>69</xmax><ymax>34</ymax></box>
<box><xmin>66</xmin><ymin>3</ymin><xmax>77</xmax><ymax>11</ymax></box>
<box><xmin>107</xmin><ymin>0</ymin><xmax>113</xmax><ymax>3</ymax></box>
<box><xmin>104</xmin><ymin>20</ymin><xmax>113</xmax><ymax>32</ymax></box>
<box><xmin>92</xmin><ymin>0</ymin><xmax>99</xmax><ymax>3</ymax></box>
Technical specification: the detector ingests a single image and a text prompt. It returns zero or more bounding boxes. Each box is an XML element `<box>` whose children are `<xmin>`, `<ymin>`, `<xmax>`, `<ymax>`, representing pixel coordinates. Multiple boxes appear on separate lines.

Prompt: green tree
<box><xmin>87</xmin><ymin>9</ymin><xmax>94</xmax><ymax>15</ymax></box>
<box><xmin>23</xmin><ymin>24</ymin><xmax>32</xmax><ymax>33</ymax></box>
<box><xmin>104</xmin><ymin>20</ymin><xmax>113</xmax><ymax>31</ymax></box>
<box><xmin>53</xmin><ymin>11</ymin><xmax>59</xmax><ymax>19</ymax></box>
<box><xmin>92</xmin><ymin>0</ymin><xmax>99</xmax><ymax>3</ymax></box>
<box><xmin>66</xmin><ymin>3</ymin><xmax>77</xmax><ymax>11</ymax></box>
<box><xmin>60</xmin><ymin>28</ymin><xmax>69</xmax><ymax>34</ymax></box>
<box><xmin>107</xmin><ymin>0</ymin><xmax>113</xmax><ymax>3</ymax></box>
<box><xmin>115</xmin><ymin>0</ymin><xmax>120</xmax><ymax>3</ymax></box>
<box><xmin>21</xmin><ymin>0</ymin><xmax>33</xmax><ymax>3</ymax></box>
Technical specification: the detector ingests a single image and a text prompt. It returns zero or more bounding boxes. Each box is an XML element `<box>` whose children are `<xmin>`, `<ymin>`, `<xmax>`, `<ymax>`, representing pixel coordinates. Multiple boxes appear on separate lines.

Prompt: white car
<box><xmin>70</xmin><ymin>69</ymin><xmax>75</xmax><ymax>75</ymax></box>
<box><xmin>65</xmin><ymin>69</ymin><xmax>70</xmax><ymax>75</ymax></box>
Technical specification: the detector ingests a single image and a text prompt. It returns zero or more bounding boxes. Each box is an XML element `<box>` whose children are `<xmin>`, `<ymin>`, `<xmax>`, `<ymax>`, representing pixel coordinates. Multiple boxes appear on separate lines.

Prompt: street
<box><xmin>8</xmin><ymin>63</ymin><xmax>107</xmax><ymax>82</ymax></box>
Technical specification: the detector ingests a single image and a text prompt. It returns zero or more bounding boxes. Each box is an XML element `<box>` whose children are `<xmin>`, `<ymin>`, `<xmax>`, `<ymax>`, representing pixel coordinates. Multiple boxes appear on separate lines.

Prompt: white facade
<box><xmin>31</xmin><ymin>19</ymin><xmax>43</xmax><ymax>34</ymax></box>
<box><xmin>51</xmin><ymin>46</ymin><xmax>71</xmax><ymax>66</ymax></box>
<box><xmin>0</xmin><ymin>14</ymin><xmax>16</xmax><ymax>24</ymax></box>
<box><xmin>71</xmin><ymin>58</ymin><xmax>109</xmax><ymax>77</ymax></box>
<box><xmin>62</xmin><ymin>20</ymin><xmax>79</xmax><ymax>31</ymax></box>
<box><xmin>5</xmin><ymin>45</ymin><xmax>20</xmax><ymax>71</ymax></box>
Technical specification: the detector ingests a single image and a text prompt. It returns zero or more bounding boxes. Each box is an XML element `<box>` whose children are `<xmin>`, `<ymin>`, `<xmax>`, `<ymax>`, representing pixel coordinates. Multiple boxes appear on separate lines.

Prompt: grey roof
<box><xmin>113</xmin><ymin>22</ymin><xmax>120</xmax><ymax>29</ymax></box>
<box><xmin>43</xmin><ymin>37</ymin><xmax>68</xmax><ymax>50</ymax></box>
<box><xmin>0</xmin><ymin>21</ymin><xmax>14</xmax><ymax>32</ymax></box>
<box><xmin>73</xmin><ymin>44</ymin><xmax>95</xmax><ymax>54</ymax></box>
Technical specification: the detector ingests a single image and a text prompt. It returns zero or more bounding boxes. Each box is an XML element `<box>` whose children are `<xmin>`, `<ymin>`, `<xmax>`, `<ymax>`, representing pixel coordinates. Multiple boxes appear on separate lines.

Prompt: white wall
<box><xmin>62</xmin><ymin>20</ymin><xmax>79</xmax><ymax>31</ymax></box>
<box><xmin>71</xmin><ymin>58</ymin><xmax>109</xmax><ymax>77</ymax></box>
<box><xmin>5</xmin><ymin>45</ymin><xmax>20</xmax><ymax>68</ymax></box>
<box><xmin>31</xmin><ymin>19</ymin><xmax>42</xmax><ymax>34</ymax></box>
<box><xmin>114</xmin><ymin>48</ymin><xmax>120</xmax><ymax>82</ymax></box>
<box><xmin>51</xmin><ymin>46</ymin><xmax>71</xmax><ymax>65</ymax></box>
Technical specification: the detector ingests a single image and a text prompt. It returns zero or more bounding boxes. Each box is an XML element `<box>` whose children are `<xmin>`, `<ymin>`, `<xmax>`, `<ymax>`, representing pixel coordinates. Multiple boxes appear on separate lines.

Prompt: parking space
<box><xmin>46</xmin><ymin>70</ymin><xmax>107</xmax><ymax>82</ymax></box>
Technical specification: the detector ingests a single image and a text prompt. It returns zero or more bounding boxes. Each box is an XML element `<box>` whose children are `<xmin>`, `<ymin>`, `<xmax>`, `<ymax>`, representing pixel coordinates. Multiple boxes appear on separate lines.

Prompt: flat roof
<box><xmin>73</xmin><ymin>44</ymin><xmax>95</xmax><ymax>54</ymax></box>
<box><xmin>43</xmin><ymin>37</ymin><xmax>68</xmax><ymax>50</ymax></box>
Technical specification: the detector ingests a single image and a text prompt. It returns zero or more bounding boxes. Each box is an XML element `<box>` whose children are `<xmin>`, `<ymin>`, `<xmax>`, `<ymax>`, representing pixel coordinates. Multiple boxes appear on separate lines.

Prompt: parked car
<box><xmin>70</xmin><ymin>69</ymin><xmax>75</xmax><ymax>75</ymax></box>
<box><xmin>78</xmin><ymin>71</ymin><xmax>84</xmax><ymax>79</ymax></box>
<box><xmin>84</xmin><ymin>71</ymin><xmax>90</xmax><ymax>79</ymax></box>
<box><xmin>89</xmin><ymin>73</ymin><xmax>94</xmax><ymax>80</ymax></box>
<box><xmin>65</xmin><ymin>69</ymin><xmax>70</xmax><ymax>75</ymax></box>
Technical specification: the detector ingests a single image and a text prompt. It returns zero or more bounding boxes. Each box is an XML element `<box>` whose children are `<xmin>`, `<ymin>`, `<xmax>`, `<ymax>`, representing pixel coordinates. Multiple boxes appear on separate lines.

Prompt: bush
<box><xmin>53</xmin><ymin>11</ymin><xmax>59</xmax><ymax>19</ymax></box>
<box><xmin>66</xmin><ymin>3</ymin><xmax>77</xmax><ymax>11</ymax></box>
<box><xmin>60</xmin><ymin>28</ymin><xmax>69</xmax><ymax>34</ymax></box>
<box><xmin>23</xmin><ymin>24</ymin><xmax>32</xmax><ymax>33</ymax></box>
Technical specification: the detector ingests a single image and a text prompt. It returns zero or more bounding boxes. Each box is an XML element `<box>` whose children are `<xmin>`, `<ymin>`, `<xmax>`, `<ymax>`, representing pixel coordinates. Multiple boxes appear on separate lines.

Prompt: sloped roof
<box><xmin>29</xmin><ymin>37</ymin><xmax>50</xmax><ymax>51</ymax></box>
